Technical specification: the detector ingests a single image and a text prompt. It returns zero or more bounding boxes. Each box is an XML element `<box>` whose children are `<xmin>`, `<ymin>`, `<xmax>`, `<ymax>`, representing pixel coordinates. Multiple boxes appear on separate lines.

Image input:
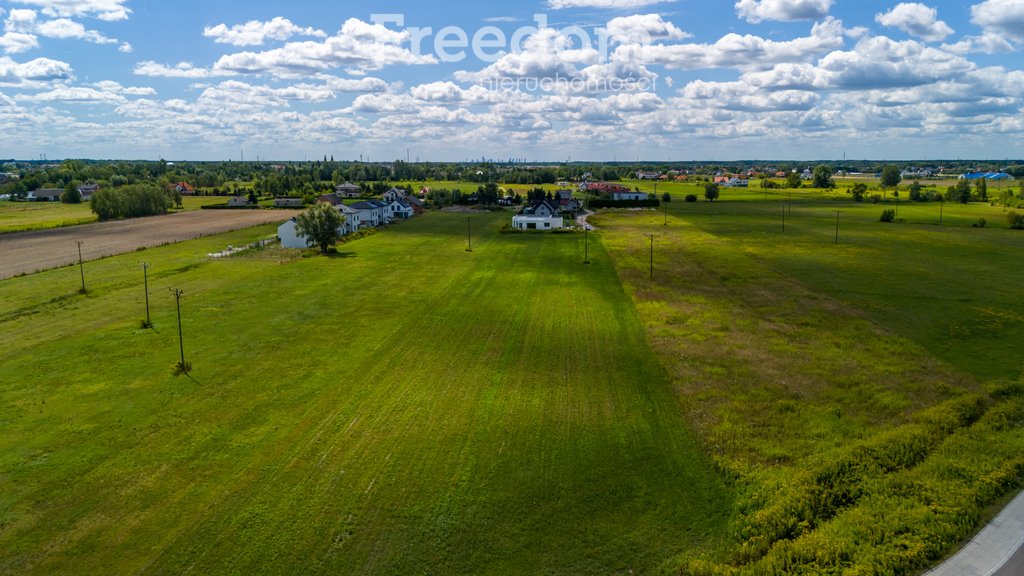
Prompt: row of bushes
<box><xmin>680</xmin><ymin>387</ymin><xmax>1024</xmax><ymax>576</ymax></box>
<box><xmin>589</xmin><ymin>199</ymin><xmax>661</xmax><ymax>209</ymax></box>
<box><xmin>731</xmin><ymin>394</ymin><xmax>988</xmax><ymax>564</ymax></box>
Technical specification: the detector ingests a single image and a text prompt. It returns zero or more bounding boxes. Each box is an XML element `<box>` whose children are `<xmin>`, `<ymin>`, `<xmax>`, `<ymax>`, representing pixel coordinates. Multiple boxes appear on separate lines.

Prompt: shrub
<box><xmin>1008</xmin><ymin>212</ymin><xmax>1024</xmax><ymax>230</ymax></box>
<box><xmin>972</xmin><ymin>218</ymin><xmax>987</xmax><ymax>228</ymax></box>
<box><xmin>685</xmin><ymin>194</ymin><xmax>698</xmax><ymax>203</ymax></box>
<box><xmin>869</xmin><ymin>194</ymin><xmax>883</xmax><ymax>204</ymax></box>
<box><xmin>880</xmin><ymin>209</ymin><xmax>896</xmax><ymax>223</ymax></box>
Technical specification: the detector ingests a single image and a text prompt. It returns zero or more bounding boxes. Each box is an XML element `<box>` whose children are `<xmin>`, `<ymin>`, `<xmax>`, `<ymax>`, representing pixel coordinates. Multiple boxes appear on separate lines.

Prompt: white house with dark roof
<box><xmin>278</xmin><ymin>204</ymin><xmax>361</xmax><ymax>249</ymax></box>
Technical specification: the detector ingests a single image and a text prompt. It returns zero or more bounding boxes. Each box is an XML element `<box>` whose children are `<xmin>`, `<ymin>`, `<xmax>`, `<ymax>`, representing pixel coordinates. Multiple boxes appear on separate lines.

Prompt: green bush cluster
<box><xmin>89</xmin><ymin>184</ymin><xmax>171</xmax><ymax>221</ymax></box>
<box><xmin>678</xmin><ymin>392</ymin><xmax>1024</xmax><ymax>576</ymax></box>
<box><xmin>1008</xmin><ymin>212</ymin><xmax>1024</xmax><ymax>230</ymax></box>
<box><xmin>880</xmin><ymin>209</ymin><xmax>896</xmax><ymax>223</ymax></box>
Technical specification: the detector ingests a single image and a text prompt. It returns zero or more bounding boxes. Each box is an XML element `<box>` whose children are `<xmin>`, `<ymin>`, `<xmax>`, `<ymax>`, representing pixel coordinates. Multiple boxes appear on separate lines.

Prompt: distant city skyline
<box><xmin>1</xmin><ymin>0</ymin><xmax>1023</xmax><ymax>161</ymax></box>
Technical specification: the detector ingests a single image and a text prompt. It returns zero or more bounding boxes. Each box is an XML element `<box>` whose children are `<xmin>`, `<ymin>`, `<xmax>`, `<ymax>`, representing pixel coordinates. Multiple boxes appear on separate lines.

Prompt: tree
<box><xmin>704</xmin><ymin>183</ymin><xmax>720</xmax><ymax>202</ymax></box>
<box><xmin>662</xmin><ymin>192</ymin><xmax>672</xmax><ymax>202</ymax></box>
<box><xmin>975</xmin><ymin>177</ymin><xmax>988</xmax><ymax>202</ymax></box>
<box><xmin>812</xmin><ymin>164</ymin><xmax>835</xmax><ymax>189</ymax></box>
<box><xmin>785</xmin><ymin>171</ymin><xmax>802</xmax><ymax>189</ymax></box>
<box><xmin>909</xmin><ymin>180</ymin><xmax>925</xmax><ymax>201</ymax></box>
<box><xmin>948</xmin><ymin>179</ymin><xmax>972</xmax><ymax>204</ymax></box>
<box><xmin>880</xmin><ymin>165</ymin><xmax>902</xmax><ymax>189</ymax></box>
<box><xmin>61</xmin><ymin>181</ymin><xmax>82</xmax><ymax>204</ymax></box>
<box><xmin>295</xmin><ymin>202</ymin><xmax>344</xmax><ymax>254</ymax></box>
<box><xmin>850</xmin><ymin>182</ymin><xmax>868</xmax><ymax>202</ymax></box>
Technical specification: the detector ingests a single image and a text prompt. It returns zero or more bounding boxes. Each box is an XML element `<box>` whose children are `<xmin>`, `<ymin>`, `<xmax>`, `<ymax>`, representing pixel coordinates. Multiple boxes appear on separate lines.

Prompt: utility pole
<box><xmin>169</xmin><ymin>288</ymin><xmax>189</xmax><ymax>374</ymax></box>
<box><xmin>141</xmin><ymin>262</ymin><xmax>152</xmax><ymax>328</ymax></box>
<box><xmin>466</xmin><ymin>216</ymin><xmax>473</xmax><ymax>252</ymax></box>
<box><xmin>834</xmin><ymin>210</ymin><xmax>842</xmax><ymax>245</ymax></box>
<box><xmin>939</xmin><ymin>198</ymin><xmax>944</xmax><ymax>225</ymax></box>
<box><xmin>782</xmin><ymin>205</ymin><xmax>786</xmax><ymax>233</ymax></box>
<box><xmin>644</xmin><ymin>233</ymin><xmax>657</xmax><ymax>279</ymax></box>
<box><xmin>584</xmin><ymin>223</ymin><xmax>590</xmax><ymax>264</ymax></box>
<box><xmin>75</xmin><ymin>240</ymin><xmax>86</xmax><ymax>293</ymax></box>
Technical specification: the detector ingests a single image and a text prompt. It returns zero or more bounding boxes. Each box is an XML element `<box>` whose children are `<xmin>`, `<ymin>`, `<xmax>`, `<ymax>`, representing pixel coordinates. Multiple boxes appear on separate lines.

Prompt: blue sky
<box><xmin>1</xmin><ymin>0</ymin><xmax>1023</xmax><ymax>161</ymax></box>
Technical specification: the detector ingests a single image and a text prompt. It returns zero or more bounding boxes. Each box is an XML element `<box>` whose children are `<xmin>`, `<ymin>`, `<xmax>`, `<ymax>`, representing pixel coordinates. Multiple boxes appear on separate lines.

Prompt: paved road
<box><xmin>924</xmin><ymin>489</ymin><xmax>1024</xmax><ymax>576</ymax></box>
<box><xmin>0</xmin><ymin>210</ymin><xmax>288</xmax><ymax>279</ymax></box>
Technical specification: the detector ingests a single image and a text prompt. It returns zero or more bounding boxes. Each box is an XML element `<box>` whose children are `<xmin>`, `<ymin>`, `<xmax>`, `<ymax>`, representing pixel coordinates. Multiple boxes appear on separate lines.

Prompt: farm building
<box><xmin>959</xmin><ymin>172</ymin><xmax>1014</xmax><ymax>181</ymax></box>
<box><xmin>29</xmin><ymin>189</ymin><xmax>63</xmax><ymax>202</ymax></box>
<box><xmin>227</xmin><ymin>196</ymin><xmax>252</xmax><ymax>207</ymax></box>
<box><xmin>273</xmin><ymin>198</ymin><xmax>304</xmax><ymax>208</ymax></box>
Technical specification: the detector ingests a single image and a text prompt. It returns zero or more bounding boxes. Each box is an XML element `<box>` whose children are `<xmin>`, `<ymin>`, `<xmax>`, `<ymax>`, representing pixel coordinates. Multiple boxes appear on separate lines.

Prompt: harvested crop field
<box><xmin>0</xmin><ymin>210</ymin><xmax>288</xmax><ymax>279</ymax></box>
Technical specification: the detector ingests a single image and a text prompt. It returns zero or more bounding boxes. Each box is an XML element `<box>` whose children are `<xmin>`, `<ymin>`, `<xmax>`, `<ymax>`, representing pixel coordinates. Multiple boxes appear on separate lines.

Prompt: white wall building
<box><xmin>512</xmin><ymin>215</ymin><xmax>565</xmax><ymax>231</ymax></box>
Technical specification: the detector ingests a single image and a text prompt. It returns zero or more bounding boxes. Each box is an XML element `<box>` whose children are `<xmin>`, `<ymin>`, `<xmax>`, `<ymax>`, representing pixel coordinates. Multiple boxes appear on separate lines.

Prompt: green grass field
<box><xmin>0</xmin><ymin>201</ymin><xmax>97</xmax><ymax>233</ymax></box>
<box><xmin>0</xmin><ymin>214</ymin><xmax>728</xmax><ymax>575</ymax></box>
<box><xmin>591</xmin><ymin>194</ymin><xmax>1024</xmax><ymax>574</ymax></box>
<box><xmin>0</xmin><ymin>197</ymin><xmax>229</xmax><ymax>234</ymax></box>
<box><xmin>2</xmin><ymin>193</ymin><xmax>1023</xmax><ymax>575</ymax></box>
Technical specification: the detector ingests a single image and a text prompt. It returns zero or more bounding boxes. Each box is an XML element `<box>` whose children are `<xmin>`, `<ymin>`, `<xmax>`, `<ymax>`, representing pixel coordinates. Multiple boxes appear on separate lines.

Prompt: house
<box><xmin>612</xmin><ymin>191</ymin><xmax>649</xmax><ymax>201</ymax></box>
<box><xmin>723</xmin><ymin>178</ymin><xmax>749</xmax><ymax>188</ymax></box>
<box><xmin>560</xmin><ymin>197</ymin><xmax>582</xmax><ymax>213</ymax></box>
<box><xmin>713</xmin><ymin>176</ymin><xmax>731</xmax><ymax>184</ymax></box>
<box><xmin>175</xmin><ymin>182</ymin><xmax>195</xmax><ymax>195</ymax></box>
<box><xmin>30</xmin><ymin>188</ymin><xmax>63</xmax><ymax>202</ymax></box>
<box><xmin>526</xmin><ymin>199</ymin><xmax>561</xmax><ymax>218</ymax></box>
<box><xmin>388</xmin><ymin>198</ymin><xmax>414</xmax><ymax>219</ymax></box>
<box><xmin>350</xmin><ymin>200</ymin><xmax>389</xmax><ymax>227</ymax></box>
<box><xmin>512</xmin><ymin>215</ymin><xmax>565</xmax><ymax>231</ymax></box>
<box><xmin>277</xmin><ymin>204</ymin><xmax>361</xmax><ymax>248</ymax></box>
<box><xmin>227</xmin><ymin>196</ymin><xmax>251</xmax><ymax>207</ymax></box>
<box><xmin>637</xmin><ymin>171</ymin><xmax>661</xmax><ymax>181</ymax></box>
<box><xmin>801</xmin><ymin>169</ymin><xmax>814</xmax><ymax>180</ymax></box>
<box><xmin>382</xmin><ymin>187</ymin><xmax>407</xmax><ymax>202</ymax></box>
<box><xmin>317</xmin><ymin>193</ymin><xmax>343</xmax><ymax>206</ymax></box>
<box><xmin>334</xmin><ymin>182</ymin><xmax>362</xmax><ymax>198</ymax></box>
<box><xmin>77</xmin><ymin>183</ymin><xmax>99</xmax><ymax>200</ymax></box>
<box><xmin>273</xmin><ymin>198</ymin><xmax>304</xmax><ymax>208</ymax></box>
<box><xmin>405</xmin><ymin>195</ymin><xmax>426</xmax><ymax>215</ymax></box>
<box><xmin>555</xmin><ymin>189</ymin><xmax>574</xmax><ymax>201</ymax></box>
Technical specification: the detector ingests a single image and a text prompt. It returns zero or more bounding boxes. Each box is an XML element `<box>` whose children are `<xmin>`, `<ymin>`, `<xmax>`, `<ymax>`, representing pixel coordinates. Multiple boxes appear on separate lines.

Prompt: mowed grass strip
<box><xmin>0</xmin><ymin>212</ymin><xmax>728</xmax><ymax>575</ymax></box>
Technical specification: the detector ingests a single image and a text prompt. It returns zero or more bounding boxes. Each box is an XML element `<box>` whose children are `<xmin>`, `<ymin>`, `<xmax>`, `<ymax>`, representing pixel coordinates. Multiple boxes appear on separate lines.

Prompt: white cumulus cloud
<box><xmin>875</xmin><ymin>3</ymin><xmax>954</xmax><ymax>42</ymax></box>
<box><xmin>605</xmin><ymin>14</ymin><xmax>691</xmax><ymax>43</ymax></box>
<box><xmin>134</xmin><ymin>61</ymin><xmax>211</xmax><ymax>79</ymax></box>
<box><xmin>735</xmin><ymin>0</ymin><xmax>834</xmax><ymax>23</ymax></box>
<box><xmin>972</xmin><ymin>0</ymin><xmax>1024</xmax><ymax>44</ymax></box>
<box><xmin>549</xmin><ymin>0</ymin><xmax>670</xmax><ymax>8</ymax></box>
<box><xmin>13</xmin><ymin>0</ymin><xmax>131</xmax><ymax>21</ymax></box>
<box><xmin>203</xmin><ymin>17</ymin><xmax>326</xmax><ymax>47</ymax></box>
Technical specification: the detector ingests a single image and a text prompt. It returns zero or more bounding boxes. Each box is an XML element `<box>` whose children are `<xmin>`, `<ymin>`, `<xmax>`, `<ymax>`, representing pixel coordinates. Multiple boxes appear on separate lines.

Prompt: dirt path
<box><xmin>0</xmin><ymin>210</ymin><xmax>288</xmax><ymax>279</ymax></box>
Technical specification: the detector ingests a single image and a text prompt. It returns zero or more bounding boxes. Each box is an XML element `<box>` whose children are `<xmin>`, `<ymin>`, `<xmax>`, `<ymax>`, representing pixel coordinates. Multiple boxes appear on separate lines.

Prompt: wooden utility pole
<box><xmin>169</xmin><ymin>288</ymin><xmax>189</xmax><ymax>374</ymax></box>
<box><xmin>644</xmin><ymin>233</ymin><xmax>657</xmax><ymax>279</ymax></box>
<box><xmin>76</xmin><ymin>240</ymin><xmax>86</xmax><ymax>293</ymax></box>
<box><xmin>142</xmin><ymin>262</ymin><xmax>152</xmax><ymax>327</ymax></box>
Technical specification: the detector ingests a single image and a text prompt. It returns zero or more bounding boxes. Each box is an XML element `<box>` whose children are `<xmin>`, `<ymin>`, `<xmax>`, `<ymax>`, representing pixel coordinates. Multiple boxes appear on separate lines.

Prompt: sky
<box><xmin>1</xmin><ymin>0</ymin><xmax>1023</xmax><ymax>162</ymax></box>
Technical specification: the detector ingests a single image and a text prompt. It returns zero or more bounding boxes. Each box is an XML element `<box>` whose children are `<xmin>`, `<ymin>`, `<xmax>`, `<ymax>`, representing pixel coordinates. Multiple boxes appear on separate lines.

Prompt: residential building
<box><xmin>512</xmin><ymin>215</ymin><xmax>565</xmax><ymax>231</ymax></box>
<box><xmin>335</xmin><ymin>182</ymin><xmax>362</xmax><ymax>198</ymax></box>
<box><xmin>30</xmin><ymin>188</ymin><xmax>63</xmax><ymax>202</ymax></box>
<box><xmin>612</xmin><ymin>191</ymin><xmax>649</xmax><ymax>201</ymax></box>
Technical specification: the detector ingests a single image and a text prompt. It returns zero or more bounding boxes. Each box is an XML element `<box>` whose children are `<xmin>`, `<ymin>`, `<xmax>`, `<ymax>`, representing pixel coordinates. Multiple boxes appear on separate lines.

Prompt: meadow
<box><xmin>0</xmin><ymin>197</ymin><xmax>228</xmax><ymax>234</ymax></box>
<box><xmin>0</xmin><ymin>213</ymin><xmax>728</xmax><ymax>575</ymax></box>
<box><xmin>2</xmin><ymin>185</ymin><xmax>1023</xmax><ymax>575</ymax></box>
<box><xmin>591</xmin><ymin>189</ymin><xmax>1024</xmax><ymax>574</ymax></box>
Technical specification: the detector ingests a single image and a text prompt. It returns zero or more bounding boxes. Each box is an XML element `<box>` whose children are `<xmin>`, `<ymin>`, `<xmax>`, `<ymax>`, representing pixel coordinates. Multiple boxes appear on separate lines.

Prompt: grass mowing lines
<box><xmin>0</xmin><ymin>212</ymin><xmax>728</xmax><ymax>575</ymax></box>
